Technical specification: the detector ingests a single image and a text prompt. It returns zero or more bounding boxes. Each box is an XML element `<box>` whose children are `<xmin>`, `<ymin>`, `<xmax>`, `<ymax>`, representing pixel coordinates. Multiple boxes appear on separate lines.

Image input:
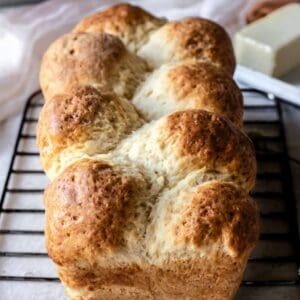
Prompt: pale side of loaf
<box><xmin>37</xmin><ymin>3</ymin><xmax>259</xmax><ymax>300</ymax></box>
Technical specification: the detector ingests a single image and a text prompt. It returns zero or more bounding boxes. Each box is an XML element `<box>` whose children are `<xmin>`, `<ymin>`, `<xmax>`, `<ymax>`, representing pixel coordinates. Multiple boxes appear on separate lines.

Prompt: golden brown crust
<box><xmin>61</xmin><ymin>254</ymin><xmax>249</xmax><ymax>300</ymax></box>
<box><xmin>132</xmin><ymin>61</ymin><xmax>243</xmax><ymax>125</ymax></box>
<box><xmin>37</xmin><ymin>85</ymin><xmax>143</xmax><ymax>176</ymax></box>
<box><xmin>150</xmin><ymin>253</ymin><xmax>248</xmax><ymax>300</ymax></box>
<box><xmin>167</xmin><ymin>62</ymin><xmax>243</xmax><ymax>126</ymax></box>
<box><xmin>175</xmin><ymin>181</ymin><xmax>259</xmax><ymax>257</ymax></box>
<box><xmin>138</xmin><ymin>17</ymin><xmax>235</xmax><ymax>74</ymax></box>
<box><xmin>73</xmin><ymin>3</ymin><xmax>166</xmax><ymax>52</ymax></box>
<box><xmin>40</xmin><ymin>32</ymin><xmax>125</xmax><ymax>101</ymax></box>
<box><xmin>167</xmin><ymin>110</ymin><xmax>256</xmax><ymax>190</ymax></box>
<box><xmin>45</xmin><ymin>158</ymin><xmax>154</xmax><ymax>298</ymax></box>
<box><xmin>165</xmin><ymin>18</ymin><xmax>235</xmax><ymax>74</ymax></box>
<box><xmin>60</xmin><ymin>265</ymin><xmax>147</xmax><ymax>292</ymax></box>
<box><xmin>40</xmin><ymin>32</ymin><xmax>148</xmax><ymax>101</ymax></box>
<box><xmin>45</xmin><ymin>159</ymin><xmax>135</xmax><ymax>266</ymax></box>
<box><xmin>38</xmin><ymin>86</ymin><xmax>102</xmax><ymax>145</ymax></box>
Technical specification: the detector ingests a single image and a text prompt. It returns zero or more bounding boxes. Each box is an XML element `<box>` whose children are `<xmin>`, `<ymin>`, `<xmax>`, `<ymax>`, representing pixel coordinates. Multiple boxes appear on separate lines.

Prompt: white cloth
<box><xmin>0</xmin><ymin>0</ymin><xmax>256</xmax><ymax>121</ymax></box>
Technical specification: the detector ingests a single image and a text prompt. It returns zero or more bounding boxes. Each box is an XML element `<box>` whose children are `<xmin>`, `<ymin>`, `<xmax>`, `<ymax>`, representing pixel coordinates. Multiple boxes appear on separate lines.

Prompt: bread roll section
<box><xmin>132</xmin><ymin>62</ymin><xmax>243</xmax><ymax>126</ymax></box>
<box><xmin>37</xmin><ymin>85</ymin><xmax>143</xmax><ymax>179</ymax></box>
<box><xmin>73</xmin><ymin>3</ymin><xmax>166</xmax><ymax>53</ymax></box>
<box><xmin>37</xmin><ymin>3</ymin><xmax>259</xmax><ymax>299</ymax></box>
<box><xmin>138</xmin><ymin>18</ymin><xmax>236</xmax><ymax>74</ymax></box>
<box><xmin>40</xmin><ymin>32</ymin><xmax>149</xmax><ymax>101</ymax></box>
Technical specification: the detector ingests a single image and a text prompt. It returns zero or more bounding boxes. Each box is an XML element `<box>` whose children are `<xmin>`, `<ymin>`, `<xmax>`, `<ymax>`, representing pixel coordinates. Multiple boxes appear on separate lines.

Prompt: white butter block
<box><xmin>234</xmin><ymin>4</ymin><xmax>300</xmax><ymax>77</ymax></box>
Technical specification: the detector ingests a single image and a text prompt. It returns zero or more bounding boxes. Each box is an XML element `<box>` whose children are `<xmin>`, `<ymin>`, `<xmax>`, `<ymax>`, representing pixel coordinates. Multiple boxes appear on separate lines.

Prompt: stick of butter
<box><xmin>234</xmin><ymin>4</ymin><xmax>300</xmax><ymax>77</ymax></box>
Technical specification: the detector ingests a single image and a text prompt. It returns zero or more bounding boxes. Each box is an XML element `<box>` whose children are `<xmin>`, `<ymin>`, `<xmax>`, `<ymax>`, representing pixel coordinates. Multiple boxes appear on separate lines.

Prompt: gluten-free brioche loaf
<box><xmin>37</xmin><ymin>3</ymin><xmax>259</xmax><ymax>300</ymax></box>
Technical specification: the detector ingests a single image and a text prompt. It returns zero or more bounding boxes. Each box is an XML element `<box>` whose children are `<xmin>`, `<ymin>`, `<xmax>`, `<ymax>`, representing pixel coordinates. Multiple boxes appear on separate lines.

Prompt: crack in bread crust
<box><xmin>37</xmin><ymin>3</ymin><xmax>259</xmax><ymax>300</ymax></box>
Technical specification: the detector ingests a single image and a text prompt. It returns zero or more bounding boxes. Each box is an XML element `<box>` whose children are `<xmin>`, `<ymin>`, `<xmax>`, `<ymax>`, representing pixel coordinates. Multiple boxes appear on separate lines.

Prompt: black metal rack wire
<box><xmin>0</xmin><ymin>89</ymin><xmax>299</xmax><ymax>297</ymax></box>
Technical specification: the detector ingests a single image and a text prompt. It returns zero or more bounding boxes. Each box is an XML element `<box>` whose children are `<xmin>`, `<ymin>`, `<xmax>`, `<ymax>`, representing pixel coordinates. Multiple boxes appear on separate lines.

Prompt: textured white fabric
<box><xmin>0</xmin><ymin>0</ymin><xmax>256</xmax><ymax>121</ymax></box>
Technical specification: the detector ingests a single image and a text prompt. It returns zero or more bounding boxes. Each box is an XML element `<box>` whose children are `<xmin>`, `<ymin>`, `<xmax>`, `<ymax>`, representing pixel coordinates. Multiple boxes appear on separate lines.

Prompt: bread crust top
<box><xmin>138</xmin><ymin>17</ymin><xmax>235</xmax><ymax>74</ymax></box>
<box><xmin>74</xmin><ymin>3</ymin><xmax>166</xmax><ymax>52</ymax></box>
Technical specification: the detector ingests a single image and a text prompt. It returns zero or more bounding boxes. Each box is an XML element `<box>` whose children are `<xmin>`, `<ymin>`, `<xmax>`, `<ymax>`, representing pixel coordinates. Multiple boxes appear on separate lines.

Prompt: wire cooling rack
<box><xmin>0</xmin><ymin>89</ymin><xmax>299</xmax><ymax>299</ymax></box>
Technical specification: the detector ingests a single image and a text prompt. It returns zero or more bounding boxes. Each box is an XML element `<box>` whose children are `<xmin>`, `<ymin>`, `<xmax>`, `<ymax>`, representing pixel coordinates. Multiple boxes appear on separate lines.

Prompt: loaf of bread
<box><xmin>37</xmin><ymin>3</ymin><xmax>259</xmax><ymax>300</ymax></box>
